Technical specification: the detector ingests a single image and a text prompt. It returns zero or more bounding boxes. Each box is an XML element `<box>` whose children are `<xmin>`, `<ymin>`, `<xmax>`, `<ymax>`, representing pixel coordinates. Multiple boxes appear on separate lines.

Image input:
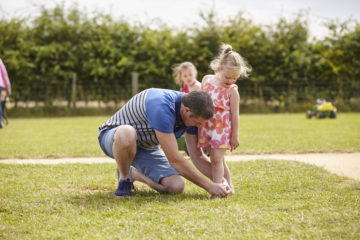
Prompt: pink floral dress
<box><xmin>198</xmin><ymin>76</ymin><xmax>238</xmax><ymax>149</ymax></box>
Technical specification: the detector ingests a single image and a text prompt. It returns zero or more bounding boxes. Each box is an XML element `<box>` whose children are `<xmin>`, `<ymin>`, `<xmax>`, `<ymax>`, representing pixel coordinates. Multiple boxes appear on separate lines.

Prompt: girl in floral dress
<box><xmin>198</xmin><ymin>44</ymin><xmax>251</xmax><ymax>194</ymax></box>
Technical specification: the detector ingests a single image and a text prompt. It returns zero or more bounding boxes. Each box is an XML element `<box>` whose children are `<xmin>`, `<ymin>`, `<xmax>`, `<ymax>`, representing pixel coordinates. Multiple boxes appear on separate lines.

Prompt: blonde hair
<box><xmin>172</xmin><ymin>62</ymin><xmax>198</xmax><ymax>87</ymax></box>
<box><xmin>210</xmin><ymin>43</ymin><xmax>251</xmax><ymax>78</ymax></box>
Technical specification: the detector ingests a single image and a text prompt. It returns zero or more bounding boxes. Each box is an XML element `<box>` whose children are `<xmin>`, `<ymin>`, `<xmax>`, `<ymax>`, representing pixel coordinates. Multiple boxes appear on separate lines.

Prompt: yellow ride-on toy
<box><xmin>306</xmin><ymin>99</ymin><xmax>337</xmax><ymax>119</ymax></box>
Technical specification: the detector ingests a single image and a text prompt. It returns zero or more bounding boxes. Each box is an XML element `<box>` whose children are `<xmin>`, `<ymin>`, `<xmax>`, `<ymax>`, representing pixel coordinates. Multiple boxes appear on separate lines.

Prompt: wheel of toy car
<box><xmin>316</xmin><ymin>111</ymin><xmax>323</xmax><ymax>119</ymax></box>
<box><xmin>330</xmin><ymin>111</ymin><xmax>337</xmax><ymax>118</ymax></box>
<box><xmin>306</xmin><ymin>110</ymin><xmax>312</xmax><ymax>119</ymax></box>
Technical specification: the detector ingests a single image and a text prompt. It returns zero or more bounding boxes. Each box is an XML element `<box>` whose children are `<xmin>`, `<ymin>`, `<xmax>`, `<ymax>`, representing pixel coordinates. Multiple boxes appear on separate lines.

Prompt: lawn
<box><xmin>1</xmin><ymin>113</ymin><xmax>359</xmax><ymax>239</ymax></box>
<box><xmin>0</xmin><ymin>161</ymin><xmax>359</xmax><ymax>239</ymax></box>
<box><xmin>0</xmin><ymin>113</ymin><xmax>359</xmax><ymax>158</ymax></box>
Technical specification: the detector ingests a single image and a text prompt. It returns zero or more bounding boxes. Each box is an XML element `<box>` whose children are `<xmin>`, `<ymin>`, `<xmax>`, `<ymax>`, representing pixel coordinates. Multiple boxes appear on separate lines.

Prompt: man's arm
<box><xmin>184</xmin><ymin>133</ymin><xmax>212</xmax><ymax>179</ymax></box>
<box><xmin>155</xmin><ymin>130</ymin><xmax>229</xmax><ymax>197</ymax></box>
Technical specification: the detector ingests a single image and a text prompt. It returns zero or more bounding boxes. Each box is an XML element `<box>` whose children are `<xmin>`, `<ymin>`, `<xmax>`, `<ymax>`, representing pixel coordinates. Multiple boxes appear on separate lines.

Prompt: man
<box><xmin>98</xmin><ymin>88</ymin><xmax>230</xmax><ymax>198</ymax></box>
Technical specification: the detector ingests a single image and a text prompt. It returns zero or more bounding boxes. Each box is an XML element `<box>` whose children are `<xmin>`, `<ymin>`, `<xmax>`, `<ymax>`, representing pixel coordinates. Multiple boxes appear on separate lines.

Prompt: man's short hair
<box><xmin>181</xmin><ymin>90</ymin><xmax>213</xmax><ymax>119</ymax></box>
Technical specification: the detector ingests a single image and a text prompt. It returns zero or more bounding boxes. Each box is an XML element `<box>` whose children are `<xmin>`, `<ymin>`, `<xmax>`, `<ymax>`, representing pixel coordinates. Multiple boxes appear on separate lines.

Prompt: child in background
<box><xmin>173</xmin><ymin>62</ymin><xmax>201</xmax><ymax>93</ymax></box>
<box><xmin>198</xmin><ymin>44</ymin><xmax>251</xmax><ymax>194</ymax></box>
<box><xmin>173</xmin><ymin>62</ymin><xmax>203</xmax><ymax>156</ymax></box>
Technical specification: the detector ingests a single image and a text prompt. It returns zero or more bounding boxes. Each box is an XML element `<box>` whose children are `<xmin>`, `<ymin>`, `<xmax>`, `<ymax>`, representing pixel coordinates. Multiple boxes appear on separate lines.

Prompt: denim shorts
<box><xmin>98</xmin><ymin>126</ymin><xmax>179</xmax><ymax>183</ymax></box>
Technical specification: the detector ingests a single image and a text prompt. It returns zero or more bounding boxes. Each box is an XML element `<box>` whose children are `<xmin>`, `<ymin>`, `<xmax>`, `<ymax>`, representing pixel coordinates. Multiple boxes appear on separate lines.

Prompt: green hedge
<box><xmin>1</xmin><ymin>4</ymin><xmax>359</xmax><ymax>110</ymax></box>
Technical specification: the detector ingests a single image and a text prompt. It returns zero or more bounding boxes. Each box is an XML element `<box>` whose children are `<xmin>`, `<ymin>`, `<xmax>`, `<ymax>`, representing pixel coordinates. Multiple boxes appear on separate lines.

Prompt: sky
<box><xmin>1</xmin><ymin>0</ymin><xmax>359</xmax><ymax>39</ymax></box>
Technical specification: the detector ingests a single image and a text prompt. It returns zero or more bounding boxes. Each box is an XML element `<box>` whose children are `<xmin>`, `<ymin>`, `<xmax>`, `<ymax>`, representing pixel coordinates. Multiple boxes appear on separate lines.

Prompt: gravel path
<box><xmin>1</xmin><ymin>152</ymin><xmax>359</xmax><ymax>181</ymax></box>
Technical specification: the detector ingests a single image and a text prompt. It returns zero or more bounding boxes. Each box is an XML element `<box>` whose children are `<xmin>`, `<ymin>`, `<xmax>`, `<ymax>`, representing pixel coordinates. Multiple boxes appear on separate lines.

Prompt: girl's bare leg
<box><xmin>210</xmin><ymin>148</ymin><xmax>227</xmax><ymax>183</ymax></box>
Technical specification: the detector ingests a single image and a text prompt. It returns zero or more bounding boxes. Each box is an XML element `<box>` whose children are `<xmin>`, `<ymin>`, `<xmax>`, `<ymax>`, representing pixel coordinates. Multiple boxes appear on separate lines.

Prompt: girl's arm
<box><xmin>201</xmin><ymin>75</ymin><xmax>212</xmax><ymax>89</ymax></box>
<box><xmin>229</xmin><ymin>87</ymin><xmax>240</xmax><ymax>151</ymax></box>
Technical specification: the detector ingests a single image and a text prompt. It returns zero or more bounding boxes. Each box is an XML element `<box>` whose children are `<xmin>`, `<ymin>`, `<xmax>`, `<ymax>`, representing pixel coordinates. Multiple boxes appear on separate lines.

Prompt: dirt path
<box><xmin>226</xmin><ymin>152</ymin><xmax>360</xmax><ymax>181</ymax></box>
<box><xmin>1</xmin><ymin>152</ymin><xmax>359</xmax><ymax>181</ymax></box>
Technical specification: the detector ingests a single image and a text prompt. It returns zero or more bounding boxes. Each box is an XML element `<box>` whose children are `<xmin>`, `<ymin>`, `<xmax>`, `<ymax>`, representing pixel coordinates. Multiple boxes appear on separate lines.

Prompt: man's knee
<box><xmin>161</xmin><ymin>175</ymin><xmax>185</xmax><ymax>194</ymax></box>
<box><xmin>113</xmin><ymin>125</ymin><xmax>137</xmax><ymax>148</ymax></box>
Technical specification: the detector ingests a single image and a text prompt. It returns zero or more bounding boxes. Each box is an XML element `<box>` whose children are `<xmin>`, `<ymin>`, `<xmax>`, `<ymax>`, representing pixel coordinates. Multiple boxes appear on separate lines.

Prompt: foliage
<box><xmin>0</xmin><ymin>4</ymin><xmax>359</xmax><ymax>108</ymax></box>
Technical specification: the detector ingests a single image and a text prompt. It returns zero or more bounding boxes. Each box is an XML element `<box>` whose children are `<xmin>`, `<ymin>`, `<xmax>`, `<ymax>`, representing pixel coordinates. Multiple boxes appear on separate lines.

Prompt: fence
<box><xmin>5</xmin><ymin>73</ymin><xmax>360</xmax><ymax>114</ymax></box>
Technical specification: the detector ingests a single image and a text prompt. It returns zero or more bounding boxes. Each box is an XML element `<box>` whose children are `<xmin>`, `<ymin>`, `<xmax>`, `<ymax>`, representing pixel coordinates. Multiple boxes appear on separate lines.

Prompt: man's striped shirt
<box><xmin>98</xmin><ymin>88</ymin><xmax>197</xmax><ymax>150</ymax></box>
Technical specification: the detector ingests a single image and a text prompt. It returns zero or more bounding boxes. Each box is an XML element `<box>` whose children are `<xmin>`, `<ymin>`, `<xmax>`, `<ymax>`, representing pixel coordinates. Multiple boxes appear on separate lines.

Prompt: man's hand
<box><xmin>208</xmin><ymin>182</ymin><xmax>231</xmax><ymax>198</ymax></box>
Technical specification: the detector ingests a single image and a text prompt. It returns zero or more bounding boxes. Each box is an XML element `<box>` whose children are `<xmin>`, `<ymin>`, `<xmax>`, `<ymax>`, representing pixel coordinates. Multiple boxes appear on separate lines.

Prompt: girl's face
<box><xmin>180</xmin><ymin>68</ymin><xmax>196</xmax><ymax>86</ymax></box>
<box><xmin>218</xmin><ymin>67</ymin><xmax>240</xmax><ymax>88</ymax></box>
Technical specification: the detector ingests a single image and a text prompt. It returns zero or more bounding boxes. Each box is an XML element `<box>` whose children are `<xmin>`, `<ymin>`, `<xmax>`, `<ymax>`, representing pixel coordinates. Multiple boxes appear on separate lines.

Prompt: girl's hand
<box><xmin>230</xmin><ymin>136</ymin><xmax>239</xmax><ymax>152</ymax></box>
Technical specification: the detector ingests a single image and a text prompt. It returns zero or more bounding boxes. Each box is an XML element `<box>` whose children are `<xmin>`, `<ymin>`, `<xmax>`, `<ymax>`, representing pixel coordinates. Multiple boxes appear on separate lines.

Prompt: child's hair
<box><xmin>210</xmin><ymin>43</ymin><xmax>251</xmax><ymax>78</ymax></box>
<box><xmin>172</xmin><ymin>62</ymin><xmax>198</xmax><ymax>87</ymax></box>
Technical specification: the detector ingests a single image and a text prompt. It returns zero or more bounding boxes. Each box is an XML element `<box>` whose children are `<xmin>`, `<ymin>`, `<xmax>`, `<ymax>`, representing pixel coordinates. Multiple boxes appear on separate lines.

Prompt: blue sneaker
<box><xmin>114</xmin><ymin>178</ymin><xmax>134</xmax><ymax>198</ymax></box>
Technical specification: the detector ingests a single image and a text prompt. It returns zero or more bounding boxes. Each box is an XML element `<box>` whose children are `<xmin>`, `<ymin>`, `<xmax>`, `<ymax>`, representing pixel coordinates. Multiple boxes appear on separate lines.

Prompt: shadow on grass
<box><xmin>65</xmin><ymin>187</ymin><xmax>209</xmax><ymax>209</ymax></box>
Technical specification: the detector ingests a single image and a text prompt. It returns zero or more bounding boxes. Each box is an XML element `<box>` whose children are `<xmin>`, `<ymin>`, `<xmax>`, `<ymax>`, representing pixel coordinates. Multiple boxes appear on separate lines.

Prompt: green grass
<box><xmin>0</xmin><ymin>113</ymin><xmax>359</xmax><ymax>158</ymax></box>
<box><xmin>0</xmin><ymin>161</ymin><xmax>359</xmax><ymax>239</ymax></box>
<box><xmin>0</xmin><ymin>117</ymin><xmax>105</xmax><ymax>158</ymax></box>
<box><xmin>238</xmin><ymin>113</ymin><xmax>360</xmax><ymax>153</ymax></box>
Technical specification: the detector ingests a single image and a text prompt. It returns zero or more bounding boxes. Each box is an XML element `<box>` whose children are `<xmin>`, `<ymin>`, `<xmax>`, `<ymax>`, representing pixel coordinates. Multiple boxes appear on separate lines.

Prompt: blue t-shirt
<box><xmin>145</xmin><ymin>88</ymin><xmax>197</xmax><ymax>138</ymax></box>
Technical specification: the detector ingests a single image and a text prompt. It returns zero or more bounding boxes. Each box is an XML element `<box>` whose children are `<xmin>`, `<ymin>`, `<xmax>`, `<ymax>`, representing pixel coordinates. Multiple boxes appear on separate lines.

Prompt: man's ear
<box><xmin>180</xmin><ymin>103</ymin><xmax>192</xmax><ymax>117</ymax></box>
<box><xmin>185</xmin><ymin>107</ymin><xmax>191</xmax><ymax>113</ymax></box>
